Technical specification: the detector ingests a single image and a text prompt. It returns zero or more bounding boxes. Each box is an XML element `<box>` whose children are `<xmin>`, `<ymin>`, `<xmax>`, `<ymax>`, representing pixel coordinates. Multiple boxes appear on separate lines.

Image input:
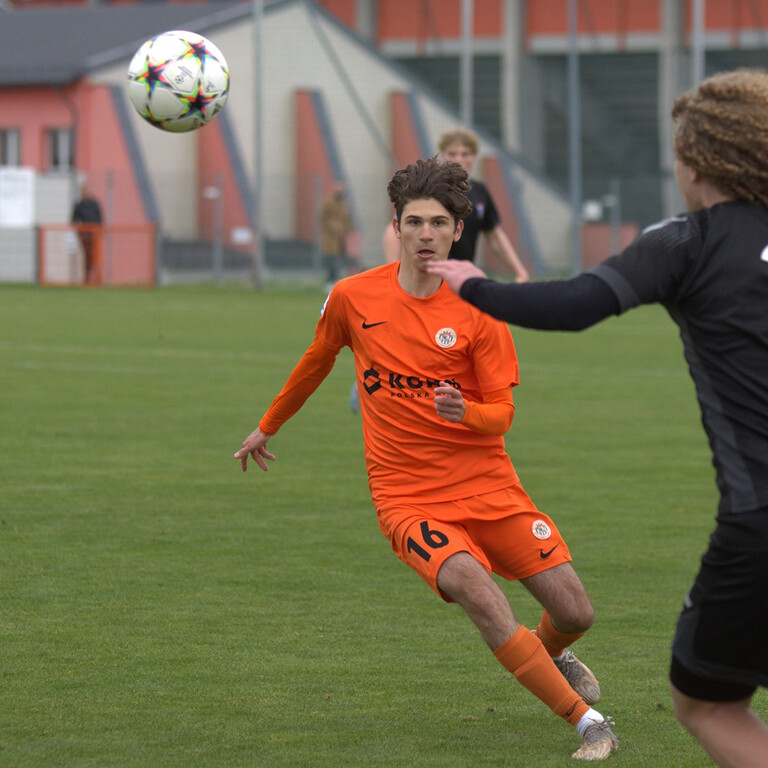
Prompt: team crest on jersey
<box><xmin>531</xmin><ymin>520</ymin><xmax>552</xmax><ymax>540</ymax></box>
<box><xmin>435</xmin><ymin>327</ymin><xmax>457</xmax><ymax>349</ymax></box>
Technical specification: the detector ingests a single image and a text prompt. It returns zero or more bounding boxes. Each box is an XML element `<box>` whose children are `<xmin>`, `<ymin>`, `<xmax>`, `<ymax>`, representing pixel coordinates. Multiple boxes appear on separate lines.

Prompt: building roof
<box><xmin>0</xmin><ymin>1</ymin><xmax>256</xmax><ymax>86</ymax></box>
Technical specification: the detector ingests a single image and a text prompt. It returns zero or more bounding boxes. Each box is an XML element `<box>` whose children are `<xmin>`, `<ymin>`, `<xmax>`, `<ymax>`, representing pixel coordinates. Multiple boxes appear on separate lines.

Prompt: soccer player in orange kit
<box><xmin>235</xmin><ymin>157</ymin><xmax>618</xmax><ymax>760</ymax></box>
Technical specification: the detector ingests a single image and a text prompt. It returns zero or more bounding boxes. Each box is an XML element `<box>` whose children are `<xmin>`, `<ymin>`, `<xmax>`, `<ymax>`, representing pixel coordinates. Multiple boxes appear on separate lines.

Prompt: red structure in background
<box><xmin>11</xmin><ymin>1</ymin><xmax>768</xmax><ymax>46</ymax></box>
<box><xmin>38</xmin><ymin>224</ymin><xmax>157</xmax><ymax>287</ymax></box>
<box><xmin>294</xmin><ymin>88</ymin><xmax>338</xmax><ymax>244</ymax></box>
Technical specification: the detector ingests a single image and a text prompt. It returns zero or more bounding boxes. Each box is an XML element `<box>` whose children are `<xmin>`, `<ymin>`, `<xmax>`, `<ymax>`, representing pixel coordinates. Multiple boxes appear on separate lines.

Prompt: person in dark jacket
<box><xmin>71</xmin><ymin>184</ymin><xmax>102</xmax><ymax>285</ymax></box>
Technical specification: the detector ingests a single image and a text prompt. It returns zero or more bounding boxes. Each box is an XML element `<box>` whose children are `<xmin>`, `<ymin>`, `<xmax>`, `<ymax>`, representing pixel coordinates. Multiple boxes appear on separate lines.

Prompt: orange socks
<box><xmin>493</xmin><ymin>626</ymin><xmax>588</xmax><ymax>727</ymax></box>
<box><xmin>535</xmin><ymin>610</ymin><xmax>585</xmax><ymax>658</ymax></box>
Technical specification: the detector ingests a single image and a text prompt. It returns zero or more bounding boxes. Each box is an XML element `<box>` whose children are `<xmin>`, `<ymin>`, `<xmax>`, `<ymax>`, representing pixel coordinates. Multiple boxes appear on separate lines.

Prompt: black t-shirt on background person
<box><xmin>449</xmin><ymin>180</ymin><xmax>499</xmax><ymax>262</ymax></box>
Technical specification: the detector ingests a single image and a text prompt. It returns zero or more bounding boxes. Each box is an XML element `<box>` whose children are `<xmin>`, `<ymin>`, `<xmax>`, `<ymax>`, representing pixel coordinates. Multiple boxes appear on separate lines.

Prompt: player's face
<box><xmin>441</xmin><ymin>142</ymin><xmax>476</xmax><ymax>173</ymax></box>
<box><xmin>395</xmin><ymin>198</ymin><xmax>463</xmax><ymax>272</ymax></box>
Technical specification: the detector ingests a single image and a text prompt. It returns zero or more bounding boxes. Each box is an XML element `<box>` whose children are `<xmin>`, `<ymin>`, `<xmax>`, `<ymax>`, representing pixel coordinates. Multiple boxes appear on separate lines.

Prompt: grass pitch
<box><xmin>1</xmin><ymin>282</ymin><xmax>764</xmax><ymax>767</ymax></box>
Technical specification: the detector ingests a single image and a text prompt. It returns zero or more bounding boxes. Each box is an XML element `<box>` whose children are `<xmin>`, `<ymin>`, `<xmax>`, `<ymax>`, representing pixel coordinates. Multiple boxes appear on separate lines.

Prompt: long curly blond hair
<box><xmin>672</xmin><ymin>69</ymin><xmax>768</xmax><ymax>209</ymax></box>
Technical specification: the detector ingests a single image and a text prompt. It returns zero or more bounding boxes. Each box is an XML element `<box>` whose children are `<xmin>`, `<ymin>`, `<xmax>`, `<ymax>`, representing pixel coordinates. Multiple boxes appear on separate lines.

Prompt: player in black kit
<box><xmin>427</xmin><ymin>69</ymin><xmax>768</xmax><ymax>768</ymax></box>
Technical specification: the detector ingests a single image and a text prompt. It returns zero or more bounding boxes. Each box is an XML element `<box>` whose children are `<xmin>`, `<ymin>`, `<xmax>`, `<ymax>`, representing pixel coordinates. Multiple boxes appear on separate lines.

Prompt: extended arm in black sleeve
<box><xmin>459</xmin><ymin>272</ymin><xmax>621</xmax><ymax>331</ymax></box>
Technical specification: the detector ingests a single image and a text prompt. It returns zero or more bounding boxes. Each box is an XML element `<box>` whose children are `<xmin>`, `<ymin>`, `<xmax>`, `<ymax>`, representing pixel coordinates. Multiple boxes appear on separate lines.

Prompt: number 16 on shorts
<box><xmin>407</xmin><ymin>521</ymin><xmax>450</xmax><ymax>562</ymax></box>
<box><xmin>399</xmin><ymin>519</ymin><xmax>477</xmax><ymax>597</ymax></box>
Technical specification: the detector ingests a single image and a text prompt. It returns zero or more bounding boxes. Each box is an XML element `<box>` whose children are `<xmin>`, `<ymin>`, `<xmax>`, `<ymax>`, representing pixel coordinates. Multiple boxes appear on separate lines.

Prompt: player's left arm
<box><xmin>434</xmin><ymin>383</ymin><xmax>514</xmax><ymax>435</ymax></box>
<box><xmin>484</xmin><ymin>226</ymin><xmax>529</xmax><ymax>283</ymax></box>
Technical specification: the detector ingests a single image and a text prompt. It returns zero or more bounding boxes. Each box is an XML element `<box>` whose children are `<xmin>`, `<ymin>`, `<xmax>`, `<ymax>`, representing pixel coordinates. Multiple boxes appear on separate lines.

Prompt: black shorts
<box><xmin>670</xmin><ymin>508</ymin><xmax>768</xmax><ymax>701</ymax></box>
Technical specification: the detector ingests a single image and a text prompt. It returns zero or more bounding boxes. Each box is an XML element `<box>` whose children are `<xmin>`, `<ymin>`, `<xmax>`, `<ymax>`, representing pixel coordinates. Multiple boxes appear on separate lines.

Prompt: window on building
<box><xmin>0</xmin><ymin>129</ymin><xmax>21</xmax><ymax>166</ymax></box>
<box><xmin>46</xmin><ymin>128</ymin><xmax>74</xmax><ymax>170</ymax></box>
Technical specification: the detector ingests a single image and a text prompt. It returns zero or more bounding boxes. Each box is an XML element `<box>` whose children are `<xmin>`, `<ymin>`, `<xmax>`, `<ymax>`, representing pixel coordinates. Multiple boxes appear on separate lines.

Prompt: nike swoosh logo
<box><xmin>362</xmin><ymin>321</ymin><xmax>387</xmax><ymax>329</ymax></box>
<box><xmin>539</xmin><ymin>545</ymin><xmax>559</xmax><ymax>559</ymax></box>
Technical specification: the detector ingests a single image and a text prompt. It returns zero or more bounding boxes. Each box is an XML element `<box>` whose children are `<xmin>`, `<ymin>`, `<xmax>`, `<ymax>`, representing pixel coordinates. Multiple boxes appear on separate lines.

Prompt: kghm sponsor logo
<box><xmin>363</xmin><ymin>367</ymin><xmax>460</xmax><ymax>398</ymax></box>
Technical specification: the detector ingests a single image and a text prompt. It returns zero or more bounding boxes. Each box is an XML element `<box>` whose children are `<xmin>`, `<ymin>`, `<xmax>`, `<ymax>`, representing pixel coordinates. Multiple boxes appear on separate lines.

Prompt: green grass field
<box><xmin>1</xmin><ymin>282</ymin><xmax>764</xmax><ymax>767</ymax></box>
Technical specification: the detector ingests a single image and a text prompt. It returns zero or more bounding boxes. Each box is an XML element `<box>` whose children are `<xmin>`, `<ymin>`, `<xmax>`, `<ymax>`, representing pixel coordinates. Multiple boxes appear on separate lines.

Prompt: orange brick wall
<box><xmin>313</xmin><ymin>0</ymin><xmax>768</xmax><ymax>45</ymax></box>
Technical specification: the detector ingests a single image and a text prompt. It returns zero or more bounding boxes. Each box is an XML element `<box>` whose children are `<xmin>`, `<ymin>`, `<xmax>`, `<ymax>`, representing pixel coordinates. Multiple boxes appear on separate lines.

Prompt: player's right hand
<box><xmin>234</xmin><ymin>428</ymin><xmax>275</xmax><ymax>472</ymax></box>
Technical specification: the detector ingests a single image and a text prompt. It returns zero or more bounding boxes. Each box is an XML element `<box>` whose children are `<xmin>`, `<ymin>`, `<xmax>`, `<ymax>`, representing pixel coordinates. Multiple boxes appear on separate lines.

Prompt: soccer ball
<box><xmin>126</xmin><ymin>29</ymin><xmax>230</xmax><ymax>133</ymax></box>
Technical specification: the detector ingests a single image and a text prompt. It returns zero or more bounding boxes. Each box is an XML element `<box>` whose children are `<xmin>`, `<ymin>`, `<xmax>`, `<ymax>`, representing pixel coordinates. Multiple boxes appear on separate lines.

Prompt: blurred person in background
<box><xmin>71</xmin><ymin>183</ymin><xmax>102</xmax><ymax>285</ymax></box>
<box><xmin>320</xmin><ymin>180</ymin><xmax>353</xmax><ymax>291</ymax></box>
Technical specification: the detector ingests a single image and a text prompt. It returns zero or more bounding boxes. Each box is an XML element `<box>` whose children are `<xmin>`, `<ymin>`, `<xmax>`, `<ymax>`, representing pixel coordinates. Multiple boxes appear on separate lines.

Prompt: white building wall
<box><xmin>0</xmin><ymin>172</ymin><xmax>73</xmax><ymax>282</ymax></box>
<box><xmin>93</xmin><ymin>0</ymin><xmax>571</xmax><ymax>272</ymax></box>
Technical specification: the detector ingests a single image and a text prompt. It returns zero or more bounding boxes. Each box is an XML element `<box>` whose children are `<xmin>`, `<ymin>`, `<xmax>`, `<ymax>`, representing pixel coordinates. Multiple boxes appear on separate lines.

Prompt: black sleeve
<box><xmin>459</xmin><ymin>273</ymin><xmax>621</xmax><ymax>331</ymax></box>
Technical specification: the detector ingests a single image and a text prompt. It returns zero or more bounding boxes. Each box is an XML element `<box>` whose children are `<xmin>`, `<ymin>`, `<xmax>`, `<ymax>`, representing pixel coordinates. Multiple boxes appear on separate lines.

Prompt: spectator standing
<box><xmin>320</xmin><ymin>181</ymin><xmax>353</xmax><ymax>290</ymax></box>
<box><xmin>71</xmin><ymin>184</ymin><xmax>103</xmax><ymax>286</ymax></box>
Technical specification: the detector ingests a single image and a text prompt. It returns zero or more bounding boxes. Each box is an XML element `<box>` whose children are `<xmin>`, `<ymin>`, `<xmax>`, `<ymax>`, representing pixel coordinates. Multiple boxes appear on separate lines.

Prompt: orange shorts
<box><xmin>377</xmin><ymin>484</ymin><xmax>572</xmax><ymax>601</ymax></box>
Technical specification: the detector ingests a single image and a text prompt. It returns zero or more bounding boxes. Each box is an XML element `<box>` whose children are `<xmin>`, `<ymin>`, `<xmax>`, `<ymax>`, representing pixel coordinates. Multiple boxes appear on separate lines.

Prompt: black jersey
<box><xmin>450</xmin><ymin>180</ymin><xmax>500</xmax><ymax>262</ymax></box>
<box><xmin>71</xmin><ymin>197</ymin><xmax>102</xmax><ymax>224</ymax></box>
<box><xmin>591</xmin><ymin>201</ymin><xmax>768</xmax><ymax>515</ymax></box>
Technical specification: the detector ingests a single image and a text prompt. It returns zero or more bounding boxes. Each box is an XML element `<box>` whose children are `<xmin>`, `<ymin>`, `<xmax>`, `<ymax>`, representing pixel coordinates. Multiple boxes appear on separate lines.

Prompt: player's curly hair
<box><xmin>672</xmin><ymin>69</ymin><xmax>768</xmax><ymax>210</ymax></box>
<box><xmin>387</xmin><ymin>156</ymin><xmax>472</xmax><ymax>224</ymax></box>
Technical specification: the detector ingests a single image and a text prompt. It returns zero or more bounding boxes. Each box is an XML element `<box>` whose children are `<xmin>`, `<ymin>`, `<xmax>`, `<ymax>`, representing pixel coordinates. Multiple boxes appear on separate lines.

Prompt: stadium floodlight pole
<box><xmin>460</xmin><ymin>0</ymin><xmax>474</xmax><ymax>127</ymax></box>
<box><xmin>251</xmin><ymin>0</ymin><xmax>265</xmax><ymax>290</ymax></box>
<box><xmin>691</xmin><ymin>0</ymin><xmax>705</xmax><ymax>86</ymax></box>
<box><xmin>567</xmin><ymin>0</ymin><xmax>583</xmax><ymax>276</ymax></box>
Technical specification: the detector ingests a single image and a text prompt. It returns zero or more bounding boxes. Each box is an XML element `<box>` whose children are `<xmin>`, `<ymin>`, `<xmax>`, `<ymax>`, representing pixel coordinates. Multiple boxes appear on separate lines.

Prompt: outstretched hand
<box><xmin>425</xmin><ymin>259</ymin><xmax>487</xmax><ymax>294</ymax></box>
<box><xmin>234</xmin><ymin>427</ymin><xmax>276</xmax><ymax>472</ymax></box>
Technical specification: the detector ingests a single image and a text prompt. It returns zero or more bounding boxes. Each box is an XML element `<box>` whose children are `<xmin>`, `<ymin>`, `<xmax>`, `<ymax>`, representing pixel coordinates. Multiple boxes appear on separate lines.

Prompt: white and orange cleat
<box><xmin>572</xmin><ymin>717</ymin><xmax>619</xmax><ymax>761</ymax></box>
<box><xmin>555</xmin><ymin>649</ymin><xmax>601</xmax><ymax>705</ymax></box>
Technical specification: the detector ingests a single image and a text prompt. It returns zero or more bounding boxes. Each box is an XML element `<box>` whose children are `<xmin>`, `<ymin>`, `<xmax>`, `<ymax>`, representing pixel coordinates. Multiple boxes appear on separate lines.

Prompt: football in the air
<box><xmin>126</xmin><ymin>29</ymin><xmax>230</xmax><ymax>133</ymax></box>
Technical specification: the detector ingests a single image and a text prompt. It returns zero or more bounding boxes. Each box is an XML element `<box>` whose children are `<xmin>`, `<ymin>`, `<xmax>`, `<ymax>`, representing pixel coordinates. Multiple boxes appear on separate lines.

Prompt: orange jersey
<box><xmin>313</xmin><ymin>263</ymin><xmax>520</xmax><ymax>507</ymax></box>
